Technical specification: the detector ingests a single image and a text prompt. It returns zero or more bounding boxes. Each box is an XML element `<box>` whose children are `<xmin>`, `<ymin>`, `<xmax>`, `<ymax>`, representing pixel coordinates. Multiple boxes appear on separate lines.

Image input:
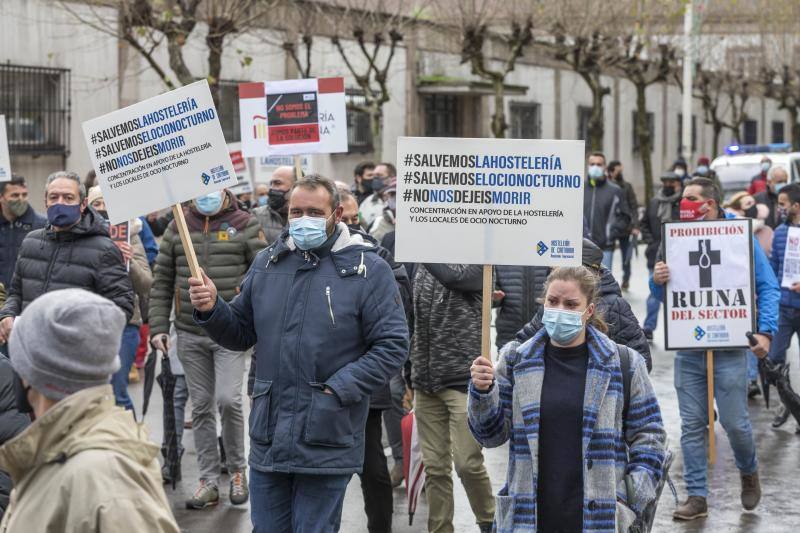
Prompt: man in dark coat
<box><xmin>0</xmin><ymin>176</ymin><xmax>46</xmax><ymax>289</ymax></box>
<box><xmin>609</xmin><ymin>160</ymin><xmax>639</xmax><ymax>289</ymax></box>
<box><xmin>583</xmin><ymin>152</ymin><xmax>631</xmax><ymax>271</ymax></box>
<box><xmin>494</xmin><ymin>265</ymin><xmax>548</xmax><ymax>350</ymax></box>
<box><xmin>514</xmin><ymin>238</ymin><xmax>652</xmax><ymax>371</ymax></box>
<box><xmin>188</xmin><ymin>175</ymin><xmax>408</xmax><ymax>531</ymax></box>
<box><xmin>0</xmin><ymin>171</ymin><xmax>133</xmax><ymax>345</ymax></box>
<box><xmin>639</xmin><ymin>171</ymin><xmax>683</xmax><ymax>339</ymax></box>
<box><xmin>754</xmin><ymin>165</ymin><xmax>789</xmax><ymax>229</ymax></box>
<box><xmin>0</xmin><ymin>355</ymin><xmax>30</xmax><ymax>521</ymax></box>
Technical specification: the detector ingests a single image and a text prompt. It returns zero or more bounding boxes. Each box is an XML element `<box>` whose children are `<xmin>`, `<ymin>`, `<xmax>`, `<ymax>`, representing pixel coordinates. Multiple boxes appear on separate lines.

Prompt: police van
<box><xmin>710</xmin><ymin>143</ymin><xmax>800</xmax><ymax>195</ymax></box>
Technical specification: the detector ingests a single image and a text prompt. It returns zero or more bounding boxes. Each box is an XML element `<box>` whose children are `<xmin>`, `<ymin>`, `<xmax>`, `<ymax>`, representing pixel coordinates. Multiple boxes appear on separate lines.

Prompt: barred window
<box><xmin>346</xmin><ymin>90</ymin><xmax>373</xmax><ymax>153</ymax></box>
<box><xmin>424</xmin><ymin>94</ymin><xmax>462</xmax><ymax>137</ymax></box>
<box><xmin>0</xmin><ymin>64</ymin><xmax>70</xmax><ymax>155</ymax></box>
<box><xmin>509</xmin><ymin>101</ymin><xmax>541</xmax><ymax>139</ymax></box>
<box><xmin>742</xmin><ymin>119</ymin><xmax>758</xmax><ymax>145</ymax></box>
<box><xmin>218</xmin><ymin>80</ymin><xmax>242</xmax><ymax>143</ymax></box>
<box><xmin>577</xmin><ymin>106</ymin><xmax>593</xmax><ymax>145</ymax></box>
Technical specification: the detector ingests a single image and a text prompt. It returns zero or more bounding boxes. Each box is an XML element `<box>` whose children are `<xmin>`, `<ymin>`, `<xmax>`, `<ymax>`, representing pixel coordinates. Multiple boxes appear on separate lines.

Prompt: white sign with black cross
<box><xmin>662</xmin><ymin>218</ymin><xmax>755</xmax><ymax>350</ymax></box>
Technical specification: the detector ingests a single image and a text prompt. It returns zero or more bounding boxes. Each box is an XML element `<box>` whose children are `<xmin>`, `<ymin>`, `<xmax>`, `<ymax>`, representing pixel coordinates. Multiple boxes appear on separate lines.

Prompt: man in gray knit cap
<box><xmin>0</xmin><ymin>288</ymin><xmax>179</xmax><ymax>532</ymax></box>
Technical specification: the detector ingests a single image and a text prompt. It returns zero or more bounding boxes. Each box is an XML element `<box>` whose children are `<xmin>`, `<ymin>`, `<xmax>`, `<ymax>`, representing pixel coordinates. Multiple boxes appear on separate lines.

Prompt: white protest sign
<box><xmin>0</xmin><ymin>115</ymin><xmax>11</xmax><ymax>182</ymax></box>
<box><xmin>82</xmin><ymin>80</ymin><xmax>236</xmax><ymax>224</ymax></box>
<box><xmin>395</xmin><ymin>137</ymin><xmax>585</xmax><ymax>266</ymax></box>
<box><xmin>228</xmin><ymin>142</ymin><xmax>253</xmax><ymax>195</ymax></box>
<box><xmin>253</xmin><ymin>155</ymin><xmax>310</xmax><ymax>183</ymax></box>
<box><xmin>238</xmin><ymin>77</ymin><xmax>347</xmax><ymax>157</ymax></box>
<box><xmin>781</xmin><ymin>226</ymin><xmax>800</xmax><ymax>288</ymax></box>
<box><xmin>663</xmin><ymin>218</ymin><xmax>755</xmax><ymax>350</ymax></box>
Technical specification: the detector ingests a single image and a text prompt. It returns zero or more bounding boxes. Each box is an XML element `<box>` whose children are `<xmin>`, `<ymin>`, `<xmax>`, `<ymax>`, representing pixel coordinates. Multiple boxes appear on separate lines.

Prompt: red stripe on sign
<box><xmin>239</xmin><ymin>82</ymin><xmax>265</xmax><ymax>99</ymax></box>
<box><xmin>318</xmin><ymin>77</ymin><xmax>344</xmax><ymax>94</ymax></box>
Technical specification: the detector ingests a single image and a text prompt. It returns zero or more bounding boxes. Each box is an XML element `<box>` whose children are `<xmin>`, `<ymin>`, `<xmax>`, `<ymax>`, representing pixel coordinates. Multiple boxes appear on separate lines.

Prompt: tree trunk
<box><xmin>635</xmin><ymin>84</ymin><xmax>654</xmax><ymax>203</ymax></box>
<box><xmin>588</xmin><ymin>79</ymin><xmax>605</xmax><ymax>152</ymax></box>
<box><xmin>789</xmin><ymin>107</ymin><xmax>800</xmax><ymax>151</ymax></box>
<box><xmin>712</xmin><ymin>122</ymin><xmax>723</xmax><ymax>158</ymax></box>
<box><xmin>369</xmin><ymin>105</ymin><xmax>383</xmax><ymax>162</ymax></box>
<box><xmin>206</xmin><ymin>33</ymin><xmax>224</xmax><ymax>111</ymax></box>
<box><xmin>491</xmin><ymin>79</ymin><xmax>507</xmax><ymax>138</ymax></box>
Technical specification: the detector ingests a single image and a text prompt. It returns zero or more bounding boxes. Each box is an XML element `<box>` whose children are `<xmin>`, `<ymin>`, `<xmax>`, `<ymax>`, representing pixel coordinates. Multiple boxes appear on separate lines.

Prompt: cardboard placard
<box><xmin>81</xmin><ymin>80</ymin><xmax>237</xmax><ymax>225</ymax></box>
<box><xmin>239</xmin><ymin>78</ymin><xmax>347</xmax><ymax>157</ymax></box>
<box><xmin>781</xmin><ymin>226</ymin><xmax>800</xmax><ymax>289</ymax></box>
<box><xmin>662</xmin><ymin>218</ymin><xmax>756</xmax><ymax>350</ymax></box>
<box><xmin>0</xmin><ymin>115</ymin><xmax>10</xmax><ymax>182</ymax></box>
<box><xmin>394</xmin><ymin>137</ymin><xmax>585</xmax><ymax>266</ymax></box>
<box><xmin>227</xmin><ymin>142</ymin><xmax>253</xmax><ymax>195</ymax></box>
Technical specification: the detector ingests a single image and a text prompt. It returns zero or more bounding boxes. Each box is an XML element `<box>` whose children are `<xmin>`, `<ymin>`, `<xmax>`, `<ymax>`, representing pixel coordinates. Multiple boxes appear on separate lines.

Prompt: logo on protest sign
<box><xmin>537</xmin><ymin>241</ymin><xmax>548</xmax><ymax>256</ymax></box>
<box><xmin>663</xmin><ymin>219</ymin><xmax>755</xmax><ymax>350</ymax></box>
<box><xmin>239</xmin><ymin>78</ymin><xmax>347</xmax><ymax>157</ymax></box>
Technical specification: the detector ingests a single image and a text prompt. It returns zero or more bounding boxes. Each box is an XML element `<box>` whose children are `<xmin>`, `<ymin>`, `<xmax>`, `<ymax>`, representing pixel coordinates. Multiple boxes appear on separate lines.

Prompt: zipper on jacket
<box><xmin>325</xmin><ymin>286</ymin><xmax>336</xmax><ymax>326</ymax></box>
<box><xmin>42</xmin><ymin>240</ymin><xmax>61</xmax><ymax>293</ymax></box>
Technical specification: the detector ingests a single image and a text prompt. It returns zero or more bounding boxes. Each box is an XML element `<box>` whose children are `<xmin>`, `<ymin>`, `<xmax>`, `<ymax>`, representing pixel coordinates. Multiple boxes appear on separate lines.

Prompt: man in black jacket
<box><xmin>583</xmin><ymin>153</ymin><xmax>631</xmax><ymax>272</ymax></box>
<box><xmin>0</xmin><ymin>171</ymin><xmax>133</xmax><ymax>345</ymax></box>
<box><xmin>494</xmin><ymin>266</ymin><xmax>548</xmax><ymax>350</ymax></box>
<box><xmin>0</xmin><ymin>176</ymin><xmax>47</xmax><ymax>290</ymax></box>
<box><xmin>639</xmin><ymin>171</ymin><xmax>683</xmax><ymax>339</ymax></box>
<box><xmin>609</xmin><ymin>160</ymin><xmax>639</xmax><ymax>290</ymax></box>
<box><xmin>513</xmin><ymin>239</ymin><xmax>652</xmax><ymax>371</ymax></box>
<box><xmin>754</xmin><ymin>165</ymin><xmax>789</xmax><ymax>229</ymax></box>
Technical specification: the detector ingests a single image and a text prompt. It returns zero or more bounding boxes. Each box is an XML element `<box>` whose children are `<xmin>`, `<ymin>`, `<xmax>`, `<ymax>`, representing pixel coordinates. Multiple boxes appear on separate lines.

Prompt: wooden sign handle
<box><xmin>293</xmin><ymin>154</ymin><xmax>303</xmax><ymax>181</ymax></box>
<box><xmin>481</xmin><ymin>265</ymin><xmax>493</xmax><ymax>366</ymax></box>
<box><xmin>706</xmin><ymin>349</ymin><xmax>716</xmax><ymax>464</ymax></box>
<box><xmin>171</xmin><ymin>203</ymin><xmax>202</xmax><ymax>283</ymax></box>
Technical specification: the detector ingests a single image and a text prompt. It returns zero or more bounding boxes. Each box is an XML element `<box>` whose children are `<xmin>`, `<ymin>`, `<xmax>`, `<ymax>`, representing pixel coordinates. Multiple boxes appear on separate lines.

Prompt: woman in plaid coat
<box><xmin>469</xmin><ymin>266</ymin><xmax>666</xmax><ymax>532</ymax></box>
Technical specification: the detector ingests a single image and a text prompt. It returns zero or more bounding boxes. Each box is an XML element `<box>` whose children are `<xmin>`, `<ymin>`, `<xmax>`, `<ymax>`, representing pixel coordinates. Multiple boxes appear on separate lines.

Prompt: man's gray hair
<box><xmin>45</xmin><ymin>171</ymin><xmax>86</xmax><ymax>201</ymax></box>
<box><xmin>289</xmin><ymin>174</ymin><xmax>340</xmax><ymax>211</ymax></box>
<box><xmin>768</xmin><ymin>165</ymin><xmax>789</xmax><ymax>182</ymax></box>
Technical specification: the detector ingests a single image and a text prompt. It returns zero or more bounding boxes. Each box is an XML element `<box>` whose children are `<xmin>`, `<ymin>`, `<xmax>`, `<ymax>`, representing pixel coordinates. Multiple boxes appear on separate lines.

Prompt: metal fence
<box><xmin>0</xmin><ymin>63</ymin><xmax>71</xmax><ymax>156</ymax></box>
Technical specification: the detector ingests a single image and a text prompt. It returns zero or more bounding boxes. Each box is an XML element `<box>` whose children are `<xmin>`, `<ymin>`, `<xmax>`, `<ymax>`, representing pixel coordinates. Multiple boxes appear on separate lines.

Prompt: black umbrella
<box><xmin>157</xmin><ymin>352</ymin><xmax>182</xmax><ymax>490</ymax></box>
<box><xmin>141</xmin><ymin>350</ymin><xmax>157</xmax><ymax>417</ymax></box>
<box><xmin>748</xmin><ymin>332</ymin><xmax>774</xmax><ymax>409</ymax></box>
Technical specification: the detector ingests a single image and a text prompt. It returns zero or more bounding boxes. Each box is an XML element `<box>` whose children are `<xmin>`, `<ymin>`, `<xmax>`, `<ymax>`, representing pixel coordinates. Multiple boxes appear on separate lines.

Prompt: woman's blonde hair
<box><xmin>542</xmin><ymin>266</ymin><xmax>608</xmax><ymax>333</ymax></box>
<box><xmin>724</xmin><ymin>191</ymin><xmax>754</xmax><ymax>211</ymax></box>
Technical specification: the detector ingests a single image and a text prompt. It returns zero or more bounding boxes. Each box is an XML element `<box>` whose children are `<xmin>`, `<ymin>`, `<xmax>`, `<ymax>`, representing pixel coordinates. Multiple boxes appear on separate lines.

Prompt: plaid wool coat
<box><xmin>468</xmin><ymin>326</ymin><xmax>666</xmax><ymax>533</ymax></box>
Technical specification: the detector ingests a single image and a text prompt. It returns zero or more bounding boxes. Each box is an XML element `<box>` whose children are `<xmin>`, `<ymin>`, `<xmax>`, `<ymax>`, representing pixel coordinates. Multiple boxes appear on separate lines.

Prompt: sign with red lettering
<box><xmin>109</xmin><ymin>220</ymin><xmax>131</xmax><ymax>269</ymax></box>
<box><xmin>662</xmin><ymin>218</ymin><xmax>755</xmax><ymax>350</ymax></box>
<box><xmin>238</xmin><ymin>78</ymin><xmax>347</xmax><ymax>157</ymax></box>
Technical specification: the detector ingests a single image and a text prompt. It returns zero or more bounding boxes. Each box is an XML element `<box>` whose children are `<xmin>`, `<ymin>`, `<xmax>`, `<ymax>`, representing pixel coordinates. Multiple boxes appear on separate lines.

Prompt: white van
<box><xmin>710</xmin><ymin>145</ymin><xmax>800</xmax><ymax>196</ymax></box>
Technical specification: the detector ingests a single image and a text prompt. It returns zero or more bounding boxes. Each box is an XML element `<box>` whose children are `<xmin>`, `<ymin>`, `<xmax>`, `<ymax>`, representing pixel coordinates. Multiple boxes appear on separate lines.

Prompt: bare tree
<box><xmin>323</xmin><ymin>0</ymin><xmax>423</xmax><ymax>161</ymax></box>
<box><xmin>267</xmin><ymin>0</ymin><xmax>320</xmax><ymax>78</ymax></box>
<box><xmin>611</xmin><ymin>37</ymin><xmax>677</xmax><ymax>201</ymax></box>
<box><xmin>694</xmin><ymin>65</ymin><xmax>751</xmax><ymax>157</ymax></box>
<box><xmin>454</xmin><ymin>0</ymin><xmax>534</xmax><ymax>138</ymax></box>
<box><xmin>58</xmin><ymin>0</ymin><xmax>273</xmax><ymax>107</ymax></box>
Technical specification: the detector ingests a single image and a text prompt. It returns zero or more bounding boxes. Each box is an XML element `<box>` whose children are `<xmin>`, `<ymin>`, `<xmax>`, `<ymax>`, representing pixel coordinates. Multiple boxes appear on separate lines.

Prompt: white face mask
<box><xmin>674</xmin><ymin>168</ymin><xmax>686</xmax><ymax>178</ymax></box>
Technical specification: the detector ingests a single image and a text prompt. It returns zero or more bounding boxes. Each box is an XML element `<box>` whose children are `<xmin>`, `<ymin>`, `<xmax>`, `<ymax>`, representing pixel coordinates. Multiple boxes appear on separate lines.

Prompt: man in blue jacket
<box><xmin>188</xmin><ymin>174</ymin><xmax>408</xmax><ymax>533</ymax></box>
<box><xmin>767</xmin><ymin>182</ymin><xmax>800</xmax><ymax>428</ymax></box>
<box><xmin>0</xmin><ymin>176</ymin><xmax>46</xmax><ymax>289</ymax></box>
<box><xmin>653</xmin><ymin>177</ymin><xmax>779</xmax><ymax>521</ymax></box>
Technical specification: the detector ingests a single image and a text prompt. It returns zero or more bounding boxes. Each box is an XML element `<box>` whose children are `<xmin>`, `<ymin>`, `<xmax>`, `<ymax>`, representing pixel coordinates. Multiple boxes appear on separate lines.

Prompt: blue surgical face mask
<box><xmin>696</xmin><ymin>165</ymin><xmax>709</xmax><ymax>175</ymax></box>
<box><xmin>289</xmin><ymin>214</ymin><xmax>332</xmax><ymax>250</ymax></box>
<box><xmin>47</xmin><ymin>203</ymin><xmax>82</xmax><ymax>227</ymax></box>
<box><xmin>542</xmin><ymin>307</ymin><xmax>587</xmax><ymax>345</ymax></box>
<box><xmin>195</xmin><ymin>191</ymin><xmax>224</xmax><ymax>215</ymax></box>
<box><xmin>587</xmin><ymin>165</ymin><xmax>605</xmax><ymax>180</ymax></box>
<box><xmin>774</xmin><ymin>182</ymin><xmax>787</xmax><ymax>193</ymax></box>
<box><xmin>257</xmin><ymin>195</ymin><xmax>268</xmax><ymax>207</ymax></box>
<box><xmin>761</xmin><ymin>162</ymin><xmax>771</xmax><ymax>173</ymax></box>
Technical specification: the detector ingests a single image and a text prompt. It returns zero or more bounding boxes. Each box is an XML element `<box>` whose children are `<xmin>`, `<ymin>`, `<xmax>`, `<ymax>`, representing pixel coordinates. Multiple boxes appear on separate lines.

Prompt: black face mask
<box><xmin>347</xmin><ymin>223</ymin><xmax>363</xmax><ymax>235</ymax></box>
<box><xmin>661</xmin><ymin>186</ymin><xmax>675</xmax><ymax>197</ymax></box>
<box><xmin>267</xmin><ymin>189</ymin><xmax>287</xmax><ymax>211</ymax></box>
<box><xmin>13</xmin><ymin>373</ymin><xmax>34</xmax><ymax>416</ymax></box>
<box><xmin>744</xmin><ymin>205</ymin><xmax>758</xmax><ymax>219</ymax></box>
<box><xmin>361</xmin><ymin>179</ymin><xmax>374</xmax><ymax>194</ymax></box>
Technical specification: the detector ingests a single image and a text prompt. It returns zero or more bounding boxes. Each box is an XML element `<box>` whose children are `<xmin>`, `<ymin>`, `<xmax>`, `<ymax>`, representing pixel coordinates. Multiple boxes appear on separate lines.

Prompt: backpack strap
<box><xmin>617</xmin><ymin>344</ymin><xmax>633</xmax><ymax>431</ymax></box>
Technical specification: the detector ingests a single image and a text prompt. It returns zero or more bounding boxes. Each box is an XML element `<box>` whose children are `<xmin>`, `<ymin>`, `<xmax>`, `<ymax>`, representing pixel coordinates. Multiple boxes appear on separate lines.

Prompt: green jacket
<box><xmin>149</xmin><ymin>192</ymin><xmax>266</xmax><ymax>337</ymax></box>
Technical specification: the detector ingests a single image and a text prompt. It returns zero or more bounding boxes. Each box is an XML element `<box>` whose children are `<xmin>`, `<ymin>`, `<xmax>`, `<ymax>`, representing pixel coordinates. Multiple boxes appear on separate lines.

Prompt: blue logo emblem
<box><xmin>202</xmin><ymin>172</ymin><xmax>211</xmax><ymax>185</ymax></box>
<box><xmin>536</xmin><ymin>241</ymin><xmax>548</xmax><ymax>256</ymax></box>
<box><xmin>694</xmin><ymin>326</ymin><xmax>706</xmax><ymax>341</ymax></box>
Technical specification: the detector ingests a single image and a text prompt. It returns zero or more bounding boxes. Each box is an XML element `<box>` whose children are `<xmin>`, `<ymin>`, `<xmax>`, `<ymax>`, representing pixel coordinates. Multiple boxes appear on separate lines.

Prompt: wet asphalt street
<box><xmin>135</xmin><ymin>251</ymin><xmax>800</xmax><ymax>532</ymax></box>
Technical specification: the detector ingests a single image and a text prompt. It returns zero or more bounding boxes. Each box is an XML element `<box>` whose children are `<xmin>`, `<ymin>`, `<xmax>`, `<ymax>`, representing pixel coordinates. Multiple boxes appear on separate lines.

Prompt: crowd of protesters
<box><xmin>0</xmin><ymin>147</ymin><xmax>794</xmax><ymax>533</ymax></box>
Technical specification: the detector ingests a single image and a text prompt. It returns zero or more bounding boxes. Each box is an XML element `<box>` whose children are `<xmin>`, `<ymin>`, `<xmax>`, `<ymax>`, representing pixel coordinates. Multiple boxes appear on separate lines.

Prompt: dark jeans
<box><xmin>360</xmin><ymin>409</ymin><xmax>393</xmax><ymax>533</ymax></box>
<box><xmin>110</xmin><ymin>324</ymin><xmax>140</xmax><ymax>411</ymax></box>
<box><xmin>768</xmin><ymin>306</ymin><xmax>800</xmax><ymax>365</ymax></box>
<box><xmin>618</xmin><ymin>235</ymin><xmax>633</xmax><ymax>283</ymax></box>
<box><xmin>250</xmin><ymin>469</ymin><xmax>351</xmax><ymax>532</ymax></box>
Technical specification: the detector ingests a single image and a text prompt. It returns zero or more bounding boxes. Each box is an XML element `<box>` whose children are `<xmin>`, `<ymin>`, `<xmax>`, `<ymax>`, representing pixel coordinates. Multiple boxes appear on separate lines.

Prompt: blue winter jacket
<box><xmin>0</xmin><ymin>206</ymin><xmax>47</xmax><ymax>289</ymax></box>
<box><xmin>651</xmin><ymin>213</ymin><xmax>780</xmax><ymax>335</ymax></box>
<box><xmin>770</xmin><ymin>223</ymin><xmax>800</xmax><ymax>310</ymax></box>
<box><xmin>138</xmin><ymin>217</ymin><xmax>159</xmax><ymax>266</ymax></box>
<box><xmin>195</xmin><ymin>224</ymin><xmax>409</xmax><ymax>475</ymax></box>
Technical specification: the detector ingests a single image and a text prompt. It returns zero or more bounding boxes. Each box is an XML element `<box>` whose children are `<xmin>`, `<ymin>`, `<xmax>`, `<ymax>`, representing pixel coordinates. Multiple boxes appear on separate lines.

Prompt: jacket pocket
<box><xmin>249</xmin><ymin>379</ymin><xmax>273</xmax><ymax>444</ymax></box>
<box><xmin>304</xmin><ymin>384</ymin><xmax>353</xmax><ymax>447</ymax></box>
